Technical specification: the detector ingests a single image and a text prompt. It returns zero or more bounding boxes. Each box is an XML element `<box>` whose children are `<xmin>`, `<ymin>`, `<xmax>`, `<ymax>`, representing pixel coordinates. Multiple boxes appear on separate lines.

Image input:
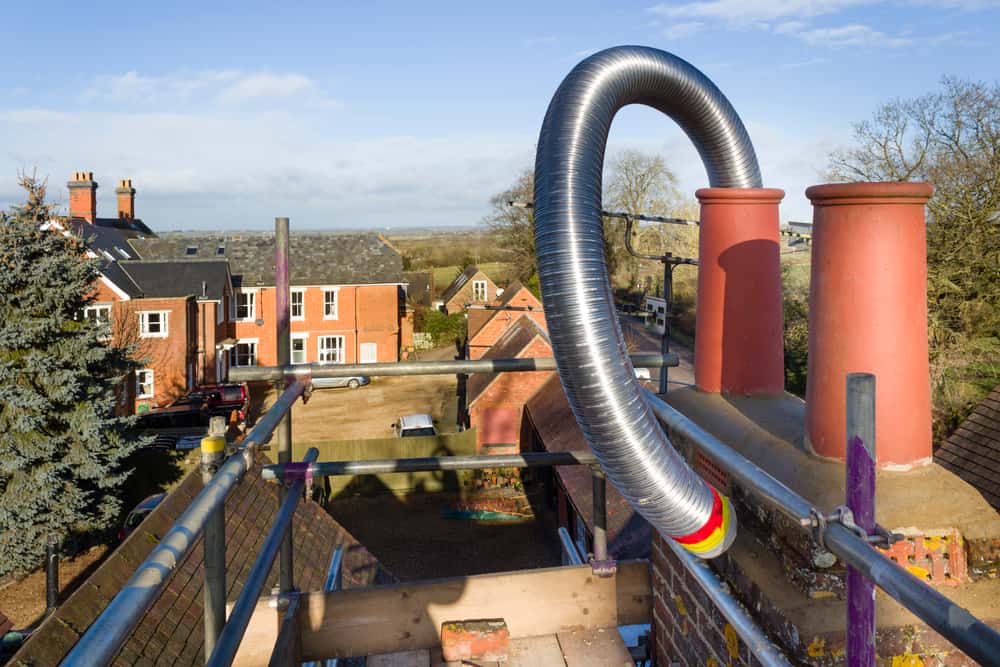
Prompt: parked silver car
<box><xmin>311</xmin><ymin>375</ymin><xmax>370</xmax><ymax>390</ymax></box>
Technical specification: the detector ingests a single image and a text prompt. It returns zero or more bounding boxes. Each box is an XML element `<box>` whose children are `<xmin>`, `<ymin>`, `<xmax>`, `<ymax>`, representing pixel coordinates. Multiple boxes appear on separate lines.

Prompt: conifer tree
<box><xmin>0</xmin><ymin>173</ymin><xmax>141</xmax><ymax>576</ymax></box>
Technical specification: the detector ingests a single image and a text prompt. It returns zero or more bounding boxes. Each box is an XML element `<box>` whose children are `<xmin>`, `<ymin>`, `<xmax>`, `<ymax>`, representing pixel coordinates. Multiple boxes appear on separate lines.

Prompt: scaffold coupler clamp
<box><xmin>590</xmin><ymin>557</ymin><xmax>618</xmax><ymax>577</ymax></box>
<box><xmin>806</xmin><ymin>505</ymin><xmax>903</xmax><ymax>551</ymax></box>
<box><xmin>268</xmin><ymin>586</ymin><xmax>299</xmax><ymax>613</ymax></box>
<box><xmin>284</xmin><ymin>462</ymin><xmax>314</xmax><ymax>494</ymax></box>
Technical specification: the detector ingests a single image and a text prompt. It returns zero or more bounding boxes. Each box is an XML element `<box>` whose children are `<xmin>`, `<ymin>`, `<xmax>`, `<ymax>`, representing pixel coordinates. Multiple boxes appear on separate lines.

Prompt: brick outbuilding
<box><xmin>466</xmin><ymin>315</ymin><xmax>553</xmax><ymax>454</ymax></box>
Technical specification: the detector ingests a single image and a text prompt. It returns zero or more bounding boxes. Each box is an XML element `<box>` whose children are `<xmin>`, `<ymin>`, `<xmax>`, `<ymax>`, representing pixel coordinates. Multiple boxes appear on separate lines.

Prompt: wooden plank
<box><xmin>368</xmin><ymin>649</ymin><xmax>432</xmax><ymax>667</ymax></box>
<box><xmin>507</xmin><ymin>635</ymin><xmax>567</xmax><ymax>666</ymax></box>
<box><xmin>430</xmin><ymin>636</ymin><xmax>565</xmax><ymax>667</ymax></box>
<box><xmin>615</xmin><ymin>559</ymin><xmax>651</xmax><ymax>626</ymax></box>
<box><xmin>556</xmin><ymin>628</ymin><xmax>633</xmax><ymax>667</ymax></box>
<box><xmin>233</xmin><ymin>561</ymin><xmax>650</xmax><ymax>664</ymax></box>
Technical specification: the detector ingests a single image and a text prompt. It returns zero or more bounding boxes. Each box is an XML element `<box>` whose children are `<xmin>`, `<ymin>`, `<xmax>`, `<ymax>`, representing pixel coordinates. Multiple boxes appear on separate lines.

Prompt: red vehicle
<box><xmin>188</xmin><ymin>383</ymin><xmax>248</xmax><ymax>420</ymax></box>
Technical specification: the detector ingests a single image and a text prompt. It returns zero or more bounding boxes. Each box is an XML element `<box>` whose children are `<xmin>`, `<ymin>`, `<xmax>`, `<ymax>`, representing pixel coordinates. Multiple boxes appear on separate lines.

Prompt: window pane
<box><xmin>291</xmin><ymin>338</ymin><xmax>306</xmax><ymax>364</ymax></box>
<box><xmin>324</xmin><ymin>291</ymin><xmax>337</xmax><ymax>318</ymax></box>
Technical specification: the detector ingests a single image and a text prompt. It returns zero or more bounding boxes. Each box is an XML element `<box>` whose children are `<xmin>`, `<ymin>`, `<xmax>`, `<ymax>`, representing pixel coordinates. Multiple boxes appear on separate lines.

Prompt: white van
<box><xmin>394</xmin><ymin>414</ymin><xmax>438</xmax><ymax>438</ymax></box>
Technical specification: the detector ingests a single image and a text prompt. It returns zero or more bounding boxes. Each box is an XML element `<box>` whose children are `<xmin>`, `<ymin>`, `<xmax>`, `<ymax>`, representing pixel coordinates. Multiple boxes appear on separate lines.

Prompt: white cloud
<box><xmin>794</xmin><ymin>23</ymin><xmax>913</xmax><ymax>47</ymax></box>
<box><xmin>649</xmin><ymin>0</ymin><xmax>876</xmax><ymax>23</ymax></box>
<box><xmin>648</xmin><ymin>0</ymin><xmax>994</xmax><ymax>49</ymax></box>
<box><xmin>215</xmin><ymin>73</ymin><xmax>315</xmax><ymax>104</ymax></box>
<box><xmin>82</xmin><ymin>69</ymin><xmax>338</xmax><ymax>109</ymax></box>
<box><xmin>0</xmin><ymin>107</ymin><xmax>533</xmax><ymax>229</ymax></box>
<box><xmin>662</xmin><ymin>21</ymin><xmax>705</xmax><ymax>39</ymax></box>
<box><xmin>779</xmin><ymin>57</ymin><xmax>833</xmax><ymax>68</ymax></box>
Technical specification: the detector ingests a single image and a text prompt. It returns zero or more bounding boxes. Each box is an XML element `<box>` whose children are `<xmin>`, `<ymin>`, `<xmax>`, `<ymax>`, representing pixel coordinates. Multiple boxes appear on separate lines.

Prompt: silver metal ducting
<box><xmin>534</xmin><ymin>45</ymin><xmax>761</xmax><ymax>556</ymax></box>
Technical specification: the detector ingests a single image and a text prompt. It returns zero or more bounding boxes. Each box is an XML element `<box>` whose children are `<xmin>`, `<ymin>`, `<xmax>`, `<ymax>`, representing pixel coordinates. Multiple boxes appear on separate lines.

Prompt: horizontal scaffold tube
<box><xmin>533</xmin><ymin>45</ymin><xmax>758</xmax><ymax>558</ymax></box>
<box><xmin>228</xmin><ymin>352</ymin><xmax>678</xmax><ymax>382</ymax></box>
<box><xmin>262</xmin><ymin>451</ymin><xmax>598</xmax><ymax>481</ymax></box>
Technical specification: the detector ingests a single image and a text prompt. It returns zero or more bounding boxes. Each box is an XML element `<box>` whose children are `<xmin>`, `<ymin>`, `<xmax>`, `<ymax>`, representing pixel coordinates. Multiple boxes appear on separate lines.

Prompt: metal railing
<box><xmin>641</xmin><ymin>388</ymin><xmax>1000</xmax><ymax>666</ymax></box>
<box><xmin>62</xmin><ymin>379</ymin><xmax>308</xmax><ymax>666</ymax></box>
<box><xmin>228</xmin><ymin>352</ymin><xmax>678</xmax><ymax>383</ymax></box>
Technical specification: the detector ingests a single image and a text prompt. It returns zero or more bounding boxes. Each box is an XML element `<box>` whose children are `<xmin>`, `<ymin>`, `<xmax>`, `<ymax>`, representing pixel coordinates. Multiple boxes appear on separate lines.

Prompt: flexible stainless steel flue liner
<box><xmin>533</xmin><ymin>45</ymin><xmax>761</xmax><ymax>554</ymax></box>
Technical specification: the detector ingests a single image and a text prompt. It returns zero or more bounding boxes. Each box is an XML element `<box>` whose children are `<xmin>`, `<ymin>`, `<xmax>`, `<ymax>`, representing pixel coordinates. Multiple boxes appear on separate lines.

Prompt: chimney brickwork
<box><xmin>116</xmin><ymin>178</ymin><xmax>136</xmax><ymax>220</ymax></box>
<box><xmin>67</xmin><ymin>171</ymin><xmax>97</xmax><ymax>222</ymax></box>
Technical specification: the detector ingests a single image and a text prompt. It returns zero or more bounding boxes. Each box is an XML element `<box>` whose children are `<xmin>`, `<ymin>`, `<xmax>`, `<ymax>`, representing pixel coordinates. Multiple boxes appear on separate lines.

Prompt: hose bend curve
<box><xmin>534</xmin><ymin>45</ymin><xmax>761</xmax><ymax>557</ymax></box>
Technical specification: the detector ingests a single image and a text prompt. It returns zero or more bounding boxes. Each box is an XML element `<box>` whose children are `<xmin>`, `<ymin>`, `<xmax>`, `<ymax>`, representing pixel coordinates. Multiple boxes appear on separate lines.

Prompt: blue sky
<box><xmin>3</xmin><ymin>1</ymin><xmax>999</xmax><ymax>230</ymax></box>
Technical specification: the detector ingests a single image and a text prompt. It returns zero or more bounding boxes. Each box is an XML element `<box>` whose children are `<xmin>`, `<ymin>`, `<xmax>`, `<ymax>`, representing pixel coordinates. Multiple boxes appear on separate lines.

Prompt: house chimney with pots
<box><xmin>67</xmin><ymin>171</ymin><xmax>97</xmax><ymax>222</ymax></box>
<box><xmin>116</xmin><ymin>179</ymin><xmax>136</xmax><ymax>220</ymax></box>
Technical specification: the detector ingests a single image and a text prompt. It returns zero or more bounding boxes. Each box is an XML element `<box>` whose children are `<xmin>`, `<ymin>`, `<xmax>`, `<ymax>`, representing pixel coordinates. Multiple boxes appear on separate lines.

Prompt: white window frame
<box><xmin>291</xmin><ymin>333</ymin><xmax>308</xmax><ymax>365</ymax></box>
<box><xmin>235</xmin><ymin>289</ymin><xmax>257</xmax><ymax>321</ymax></box>
<box><xmin>291</xmin><ymin>288</ymin><xmax>305</xmax><ymax>321</ymax></box>
<box><xmin>322</xmin><ymin>288</ymin><xmax>339</xmax><ymax>320</ymax></box>
<box><xmin>360</xmin><ymin>342</ymin><xmax>378</xmax><ymax>364</ymax></box>
<box><xmin>230</xmin><ymin>339</ymin><xmax>258</xmax><ymax>367</ymax></box>
<box><xmin>472</xmin><ymin>280</ymin><xmax>488</xmax><ymax>301</ymax></box>
<box><xmin>139</xmin><ymin>311</ymin><xmax>169</xmax><ymax>338</ymax></box>
<box><xmin>136</xmin><ymin>369</ymin><xmax>154</xmax><ymax>399</ymax></box>
<box><xmin>83</xmin><ymin>303</ymin><xmax>112</xmax><ymax>326</ymax></box>
<box><xmin>318</xmin><ymin>335</ymin><xmax>345</xmax><ymax>364</ymax></box>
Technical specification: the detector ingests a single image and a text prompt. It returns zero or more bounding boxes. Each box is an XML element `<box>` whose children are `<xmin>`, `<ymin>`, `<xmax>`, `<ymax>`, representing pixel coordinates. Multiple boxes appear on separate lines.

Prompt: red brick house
<box><xmin>50</xmin><ymin>173</ymin><xmax>236</xmax><ymax>412</ymax></box>
<box><xmin>56</xmin><ymin>171</ymin><xmax>408</xmax><ymax>411</ymax></box>
<box><xmin>130</xmin><ymin>233</ymin><xmax>407</xmax><ymax>368</ymax></box>
<box><xmin>466</xmin><ymin>281</ymin><xmax>547</xmax><ymax>359</ymax></box>
<box><xmin>437</xmin><ymin>265</ymin><xmax>500</xmax><ymax>314</ymax></box>
<box><xmin>466</xmin><ymin>315</ymin><xmax>553</xmax><ymax>454</ymax></box>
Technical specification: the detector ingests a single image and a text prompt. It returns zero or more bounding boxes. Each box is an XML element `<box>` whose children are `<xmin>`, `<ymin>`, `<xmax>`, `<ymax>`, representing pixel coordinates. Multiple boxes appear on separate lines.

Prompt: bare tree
<box><xmin>603</xmin><ymin>149</ymin><xmax>699</xmax><ymax>285</ymax></box>
<box><xmin>487</xmin><ymin>151</ymin><xmax>697</xmax><ymax>288</ymax></box>
<box><xmin>484</xmin><ymin>168</ymin><xmax>535</xmax><ymax>282</ymax></box>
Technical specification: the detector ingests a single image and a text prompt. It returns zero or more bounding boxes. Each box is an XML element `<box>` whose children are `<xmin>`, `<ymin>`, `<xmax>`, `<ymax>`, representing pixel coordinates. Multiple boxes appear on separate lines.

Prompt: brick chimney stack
<box><xmin>67</xmin><ymin>171</ymin><xmax>97</xmax><ymax>222</ymax></box>
<box><xmin>116</xmin><ymin>179</ymin><xmax>136</xmax><ymax>220</ymax></box>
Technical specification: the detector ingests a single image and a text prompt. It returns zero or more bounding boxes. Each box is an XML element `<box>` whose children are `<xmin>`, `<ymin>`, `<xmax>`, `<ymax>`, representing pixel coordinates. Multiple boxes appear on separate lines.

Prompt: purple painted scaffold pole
<box><xmin>846</xmin><ymin>372</ymin><xmax>876</xmax><ymax>667</ymax></box>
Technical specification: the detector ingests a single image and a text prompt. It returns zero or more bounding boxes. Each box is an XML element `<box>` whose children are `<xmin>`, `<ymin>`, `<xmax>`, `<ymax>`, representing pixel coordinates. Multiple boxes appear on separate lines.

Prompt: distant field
<box><xmin>782</xmin><ymin>251</ymin><xmax>811</xmax><ymax>295</ymax></box>
<box><xmin>433</xmin><ymin>261</ymin><xmax>515</xmax><ymax>291</ymax></box>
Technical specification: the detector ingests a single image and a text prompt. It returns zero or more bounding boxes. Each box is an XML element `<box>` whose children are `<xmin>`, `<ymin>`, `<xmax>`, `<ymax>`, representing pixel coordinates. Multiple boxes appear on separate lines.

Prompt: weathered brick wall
<box><xmin>652</xmin><ymin>533</ymin><xmax>757</xmax><ymax>667</ymax></box>
<box><xmin>469</xmin><ymin>337</ymin><xmax>553</xmax><ymax>452</ymax></box>
<box><xmin>235</xmin><ymin>283</ymin><xmax>401</xmax><ymax>366</ymax></box>
<box><xmin>132</xmin><ymin>296</ymin><xmax>195</xmax><ymax>409</ymax></box>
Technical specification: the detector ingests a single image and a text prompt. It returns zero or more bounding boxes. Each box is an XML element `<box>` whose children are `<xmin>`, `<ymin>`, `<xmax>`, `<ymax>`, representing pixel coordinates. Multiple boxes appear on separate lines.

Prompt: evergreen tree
<box><xmin>0</xmin><ymin>174</ymin><xmax>141</xmax><ymax>576</ymax></box>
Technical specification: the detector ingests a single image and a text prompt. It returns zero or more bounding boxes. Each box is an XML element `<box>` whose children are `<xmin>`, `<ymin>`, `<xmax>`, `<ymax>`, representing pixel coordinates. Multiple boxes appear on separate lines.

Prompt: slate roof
<box><xmin>130</xmin><ymin>233</ymin><xmax>404</xmax><ymax>289</ymax></box>
<box><xmin>11</xmin><ymin>456</ymin><xmax>393</xmax><ymax>667</ymax></box>
<box><xmin>99</xmin><ymin>261</ymin><xmax>144</xmax><ymax>298</ymax></box>
<box><xmin>67</xmin><ymin>218</ymin><xmax>154</xmax><ymax>262</ymax></box>
<box><xmin>403</xmin><ymin>271</ymin><xmax>433</xmax><ymax>306</ymax></box>
<box><xmin>468</xmin><ymin>316</ymin><xmax>550</xmax><ymax>406</ymax></box>
<box><xmin>120</xmin><ymin>260</ymin><xmax>231</xmax><ymax>301</ymax></box>
<box><xmin>439</xmin><ymin>266</ymin><xmax>481</xmax><ymax>304</ymax></box>
<box><xmin>935</xmin><ymin>385</ymin><xmax>1000</xmax><ymax>510</ymax></box>
<box><xmin>495</xmin><ymin>281</ymin><xmax>536</xmax><ymax>308</ymax></box>
<box><xmin>524</xmin><ymin>375</ymin><xmax>652</xmax><ymax>560</ymax></box>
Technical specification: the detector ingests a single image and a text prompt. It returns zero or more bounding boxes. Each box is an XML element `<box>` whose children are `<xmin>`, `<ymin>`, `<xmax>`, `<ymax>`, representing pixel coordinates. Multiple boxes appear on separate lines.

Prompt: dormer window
<box><xmin>186</xmin><ymin>246</ymin><xmax>198</xmax><ymax>256</ymax></box>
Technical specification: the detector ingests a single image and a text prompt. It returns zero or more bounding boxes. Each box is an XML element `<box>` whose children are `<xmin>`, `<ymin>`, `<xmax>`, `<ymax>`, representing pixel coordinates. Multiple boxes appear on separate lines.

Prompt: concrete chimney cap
<box><xmin>69</xmin><ymin>171</ymin><xmax>97</xmax><ymax>186</ymax></box>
